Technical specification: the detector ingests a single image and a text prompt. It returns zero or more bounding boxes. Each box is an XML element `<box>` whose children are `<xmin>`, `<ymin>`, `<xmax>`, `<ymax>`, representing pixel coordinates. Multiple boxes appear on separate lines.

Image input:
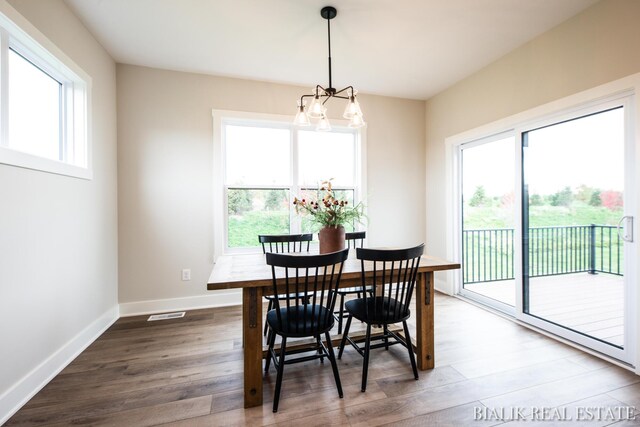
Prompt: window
<box><xmin>0</xmin><ymin>10</ymin><xmax>90</xmax><ymax>179</ymax></box>
<box><xmin>214</xmin><ymin>112</ymin><xmax>364</xmax><ymax>254</ymax></box>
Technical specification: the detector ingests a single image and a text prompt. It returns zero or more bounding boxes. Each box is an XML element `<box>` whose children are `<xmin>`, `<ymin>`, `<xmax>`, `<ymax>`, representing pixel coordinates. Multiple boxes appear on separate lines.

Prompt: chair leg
<box><xmin>403</xmin><ymin>321</ymin><xmax>419</xmax><ymax>380</ymax></box>
<box><xmin>338</xmin><ymin>315</ymin><xmax>353</xmax><ymax>359</ymax></box>
<box><xmin>383</xmin><ymin>324</ymin><xmax>389</xmax><ymax>350</ymax></box>
<box><xmin>337</xmin><ymin>294</ymin><xmax>345</xmax><ymax>335</ymax></box>
<box><xmin>361</xmin><ymin>324</ymin><xmax>372</xmax><ymax>392</ymax></box>
<box><xmin>325</xmin><ymin>331</ymin><xmax>343</xmax><ymax>398</ymax></box>
<box><xmin>273</xmin><ymin>336</ymin><xmax>287</xmax><ymax>413</ymax></box>
<box><xmin>264</xmin><ymin>327</ymin><xmax>276</xmax><ymax>372</ymax></box>
<box><xmin>316</xmin><ymin>335</ymin><xmax>324</xmax><ymax>364</ymax></box>
<box><xmin>263</xmin><ymin>299</ymin><xmax>272</xmax><ymax>336</ymax></box>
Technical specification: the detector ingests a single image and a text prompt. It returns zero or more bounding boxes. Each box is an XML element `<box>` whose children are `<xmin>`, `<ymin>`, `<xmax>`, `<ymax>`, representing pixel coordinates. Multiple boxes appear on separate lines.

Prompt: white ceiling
<box><xmin>64</xmin><ymin>0</ymin><xmax>597</xmax><ymax>100</ymax></box>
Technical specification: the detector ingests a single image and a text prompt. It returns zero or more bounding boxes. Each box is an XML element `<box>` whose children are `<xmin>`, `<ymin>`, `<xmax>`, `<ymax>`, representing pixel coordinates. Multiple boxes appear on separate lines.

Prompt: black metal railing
<box><xmin>463</xmin><ymin>224</ymin><xmax>623</xmax><ymax>284</ymax></box>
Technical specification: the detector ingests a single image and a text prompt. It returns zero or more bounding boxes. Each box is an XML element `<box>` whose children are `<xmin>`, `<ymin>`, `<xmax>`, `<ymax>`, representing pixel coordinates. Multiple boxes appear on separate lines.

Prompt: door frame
<box><xmin>456</xmin><ymin>131</ymin><xmax>517</xmax><ymax>315</ymax></box>
<box><xmin>445</xmin><ymin>73</ymin><xmax>640</xmax><ymax>370</ymax></box>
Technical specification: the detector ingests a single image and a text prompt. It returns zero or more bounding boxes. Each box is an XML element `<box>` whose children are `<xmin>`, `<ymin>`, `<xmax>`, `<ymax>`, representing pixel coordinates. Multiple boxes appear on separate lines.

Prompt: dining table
<box><xmin>207</xmin><ymin>250</ymin><xmax>460</xmax><ymax>408</ymax></box>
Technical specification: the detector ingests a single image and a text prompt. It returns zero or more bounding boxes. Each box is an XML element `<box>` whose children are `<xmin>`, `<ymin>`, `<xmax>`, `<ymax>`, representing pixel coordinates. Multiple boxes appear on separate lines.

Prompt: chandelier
<box><xmin>294</xmin><ymin>6</ymin><xmax>365</xmax><ymax>131</ymax></box>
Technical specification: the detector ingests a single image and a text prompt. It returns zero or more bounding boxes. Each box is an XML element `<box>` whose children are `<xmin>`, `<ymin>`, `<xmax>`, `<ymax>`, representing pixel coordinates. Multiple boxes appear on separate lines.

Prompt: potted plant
<box><xmin>293</xmin><ymin>179</ymin><xmax>366</xmax><ymax>253</ymax></box>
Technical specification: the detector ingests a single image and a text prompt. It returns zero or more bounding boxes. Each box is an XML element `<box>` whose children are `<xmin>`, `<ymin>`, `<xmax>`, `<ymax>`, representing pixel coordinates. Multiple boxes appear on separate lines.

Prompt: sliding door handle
<box><xmin>617</xmin><ymin>216</ymin><xmax>634</xmax><ymax>242</ymax></box>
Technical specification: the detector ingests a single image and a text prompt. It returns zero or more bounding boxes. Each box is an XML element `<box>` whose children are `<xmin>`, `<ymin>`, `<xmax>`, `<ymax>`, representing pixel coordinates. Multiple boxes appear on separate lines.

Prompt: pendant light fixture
<box><xmin>294</xmin><ymin>6</ymin><xmax>365</xmax><ymax>131</ymax></box>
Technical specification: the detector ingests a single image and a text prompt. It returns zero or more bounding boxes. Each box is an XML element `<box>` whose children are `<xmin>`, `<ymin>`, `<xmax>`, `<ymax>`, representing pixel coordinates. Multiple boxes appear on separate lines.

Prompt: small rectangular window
<box><xmin>0</xmin><ymin>10</ymin><xmax>91</xmax><ymax>179</ymax></box>
<box><xmin>8</xmin><ymin>48</ymin><xmax>62</xmax><ymax>161</ymax></box>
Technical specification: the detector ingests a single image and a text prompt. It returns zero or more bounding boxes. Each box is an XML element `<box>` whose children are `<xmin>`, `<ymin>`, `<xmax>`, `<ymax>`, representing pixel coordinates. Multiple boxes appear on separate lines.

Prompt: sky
<box><xmin>463</xmin><ymin>107</ymin><xmax>625</xmax><ymax>198</ymax></box>
<box><xmin>225</xmin><ymin>124</ymin><xmax>355</xmax><ymax>187</ymax></box>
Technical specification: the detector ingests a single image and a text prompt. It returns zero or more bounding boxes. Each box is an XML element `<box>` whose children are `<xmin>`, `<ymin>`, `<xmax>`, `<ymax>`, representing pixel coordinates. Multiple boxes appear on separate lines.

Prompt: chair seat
<box><xmin>267</xmin><ymin>305</ymin><xmax>335</xmax><ymax>337</ymax></box>
<box><xmin>345</xmin><ymin>296</ymin><xmax>410</xmax><ymax>324</ymax></box>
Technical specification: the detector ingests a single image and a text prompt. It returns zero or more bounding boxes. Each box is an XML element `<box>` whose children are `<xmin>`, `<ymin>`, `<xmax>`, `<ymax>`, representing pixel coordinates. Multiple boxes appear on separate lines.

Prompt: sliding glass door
<box><xmin>457</xmin><ymin>97</ymin><xmax>636</xmax><ymax>363</ymax></box>
<box><xmin>520</xmin><ymin>104</ymin><xmax>635</xmax><ymax>362</ymax></box>
<box><xmin>460</xmin><ymin>135</ymin><xmax>516</xmax><ymax>312</ymax></box>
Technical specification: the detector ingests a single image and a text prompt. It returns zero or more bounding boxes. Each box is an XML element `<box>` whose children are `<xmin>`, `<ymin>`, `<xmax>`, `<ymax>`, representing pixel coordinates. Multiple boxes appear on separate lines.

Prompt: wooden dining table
<box><xmin>207</xmin><ymin>251</ymin><xmax>460</xmax><ymax>408</ymax></box>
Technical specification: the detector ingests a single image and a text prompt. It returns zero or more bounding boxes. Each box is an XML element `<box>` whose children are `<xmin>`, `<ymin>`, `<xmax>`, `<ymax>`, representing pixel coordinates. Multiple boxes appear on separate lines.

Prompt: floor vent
<box><xmin>147</xmin><ymin>312</ymin><xmax>186</xmax><ymax>321</ymax></box>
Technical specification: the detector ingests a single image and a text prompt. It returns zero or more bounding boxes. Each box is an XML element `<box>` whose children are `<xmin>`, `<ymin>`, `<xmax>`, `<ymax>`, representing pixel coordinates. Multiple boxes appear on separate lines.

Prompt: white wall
<box><xmin>116</xmin><ymin>64</ymin><xmax>425</xmax><ymax>312</ymax></box>
<box><xmin>0</xmin><ymin>0</ymin><xmax>118</xmax><ymax>422</ymax></box>
<box><xmin>425</xmin><ymin>0</ymin><xmax>640</xmax><ymax>294</ymax></box>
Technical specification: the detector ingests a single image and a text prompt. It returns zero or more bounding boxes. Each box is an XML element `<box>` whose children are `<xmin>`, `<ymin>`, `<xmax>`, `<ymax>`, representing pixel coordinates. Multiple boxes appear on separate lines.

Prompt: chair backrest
<box><xmin>345</xmin><ymin>231</ymin><xmax>366</xmax><ymax>249</ymax></box>
<box><xmin>259</xmin><ymin>233</ymin><xmax>313</xmax><ymax>254</ymax></box>
<box><xmin>356</xmin><ymin>244</ymin><xmax>425</xmax><ymax>322</ymax></box>
<box><xmin>266</xmin><ymin>249</ymin><xmax>349</xmax><ymax>333</ymax></box>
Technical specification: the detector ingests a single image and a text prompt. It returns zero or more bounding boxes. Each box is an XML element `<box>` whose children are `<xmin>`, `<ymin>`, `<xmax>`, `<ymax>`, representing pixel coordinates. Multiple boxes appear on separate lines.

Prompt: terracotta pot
<box><xmin>319</xmin><ymin>225</ymin><xmax>346</xmax><ymax>254</ymax></box>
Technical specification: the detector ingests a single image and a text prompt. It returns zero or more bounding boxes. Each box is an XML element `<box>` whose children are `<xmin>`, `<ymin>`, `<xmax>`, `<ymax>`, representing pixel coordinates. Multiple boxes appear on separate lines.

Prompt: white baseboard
<box><xmin>118</xmin><ymin>290</ymin><xmax>242</xmax><ymax>317</ymax></box>
<box><xmin>0</xmin><ymin>305</ymin><xmax>119</xmax><ymax>425</ymax></box>
<box><xmin>434</xmin><ymin>276</ymin><xmax>453</xmax><ymax>295</ymax></box>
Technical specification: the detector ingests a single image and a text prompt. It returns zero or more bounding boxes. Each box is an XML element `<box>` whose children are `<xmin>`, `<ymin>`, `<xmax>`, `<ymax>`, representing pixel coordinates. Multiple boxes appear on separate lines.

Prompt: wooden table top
<box><xmin>207</xmin><ymin>252</ymin><xmax>460</xmax><ymax>290</ymax></box>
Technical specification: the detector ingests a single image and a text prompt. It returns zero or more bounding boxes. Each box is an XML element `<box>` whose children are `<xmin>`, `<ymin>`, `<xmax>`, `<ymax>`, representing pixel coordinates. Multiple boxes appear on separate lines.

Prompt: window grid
<box><xmin>222</xmin><ymin>120</ymin><xmax>360</xmax><ymax>251</ymax></box>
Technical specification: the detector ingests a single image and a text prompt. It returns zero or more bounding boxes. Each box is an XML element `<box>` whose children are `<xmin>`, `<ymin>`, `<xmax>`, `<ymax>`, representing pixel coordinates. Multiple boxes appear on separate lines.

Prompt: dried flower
<box><xmin>292</xmin><ymin>179</ymin><xmax>366</xmax><ymax>229</ymax></box>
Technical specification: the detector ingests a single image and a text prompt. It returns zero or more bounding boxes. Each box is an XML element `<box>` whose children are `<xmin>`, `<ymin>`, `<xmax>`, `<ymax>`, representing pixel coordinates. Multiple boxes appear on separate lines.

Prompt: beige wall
<box><xmin>116</xmin><ymin>64</ymin><xmax>425</xmax><ymax>307</ymax></box>
<box><xmin>425</xmin><ymin>0</ymin><xmax>640</xmax><ymax>293</ymax></box>
<box><xmin>0</xmin><ymin>0</ymin><xmax>118</xmax><ymax>418</ymax></box>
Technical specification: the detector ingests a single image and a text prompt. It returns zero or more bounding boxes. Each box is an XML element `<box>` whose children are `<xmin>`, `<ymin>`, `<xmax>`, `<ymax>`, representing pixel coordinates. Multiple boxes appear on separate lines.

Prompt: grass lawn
<box><xmin>228</xmin><ymin>211</ymin><xmax>290</xmax><ymax>247</ymax></box>
<box><xmin>464</xmin><ymin>203</ymin><xmax>623</xmax><ymax>229</ymax></box>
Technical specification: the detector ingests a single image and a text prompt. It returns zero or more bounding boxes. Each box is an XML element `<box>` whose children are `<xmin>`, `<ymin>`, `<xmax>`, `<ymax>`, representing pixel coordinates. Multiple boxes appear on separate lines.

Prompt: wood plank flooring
<box><xmin>7</xmin><ymin>293</ymin><xmax>640</xmax><ymax>426</ymax></box>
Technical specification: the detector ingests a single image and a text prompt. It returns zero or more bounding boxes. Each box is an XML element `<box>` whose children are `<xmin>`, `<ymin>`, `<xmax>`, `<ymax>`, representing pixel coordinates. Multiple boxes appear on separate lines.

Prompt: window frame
<box><xmin>0</xmin><ymin>5</ymin><xmax>91</xmax><ymax>179</ymax></box>
<box><xmin>212</xmin><ymin>109</ymin><xmax>366</xmax><ymax>257</ymax></box>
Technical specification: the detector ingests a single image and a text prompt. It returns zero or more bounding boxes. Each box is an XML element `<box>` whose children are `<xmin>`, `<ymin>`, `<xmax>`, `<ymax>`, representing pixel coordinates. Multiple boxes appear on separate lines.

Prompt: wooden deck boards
<box><xmin>465</xmin><ymin>272</ymin><xmax>624</xmax><ymax>346</ymax></box>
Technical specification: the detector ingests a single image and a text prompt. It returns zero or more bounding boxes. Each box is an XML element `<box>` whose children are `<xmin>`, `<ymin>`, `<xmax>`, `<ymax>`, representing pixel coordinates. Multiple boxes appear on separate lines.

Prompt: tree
<box><xmin>264</xmin><ymin>189</ymin><xmax>284</xmax><ymax>211</ymax></box>
<box><xmin>529</xmin><ymin>194</ymin><xmax>543</xmax><ymax>206</ymax></box>
<box><xmin>589</xmin><ymin>189</ymin><xmax>601</xmax><ymax>206</ymax></box>
<box><xmin>600</xmin><ymin>190</ymin><xmax>623</xmax><ymax>210</ymax></box>
<box><xmin>469</xmin><ymin>186</ymin><xmax>487</xmax><ymax>207</ymax></box>
<box><xmin>576</xmin><ymin>185</ymin><xmax>595</xmax><ymax>203</ymax></box>
<box><xmin>549</xmin><ymin>186</ymin><xmax>573</xmax><ymax>207</ymax></box>
<box><xmin>228</xmin><ymin>189</ymin><xmax>253</xmax><ymax>215</ymax></box>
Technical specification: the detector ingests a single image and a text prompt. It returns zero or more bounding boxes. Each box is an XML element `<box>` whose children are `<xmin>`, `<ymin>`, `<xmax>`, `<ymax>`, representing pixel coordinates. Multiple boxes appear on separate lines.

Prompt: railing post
<box><xmin>589</xmin><ymin>224</ymin><xmax>596</xmax><ymax>275</ymax></box>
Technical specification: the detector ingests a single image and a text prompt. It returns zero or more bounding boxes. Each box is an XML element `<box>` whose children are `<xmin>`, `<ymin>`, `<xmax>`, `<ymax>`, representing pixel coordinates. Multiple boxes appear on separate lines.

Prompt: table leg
<box><xmin>415</xmin><ymin>271</ymin><xmax>434</xmax><ymax>370</ymax></box>
<box><xmin>243</xmin><ymin>287</ymin><xmax>263</xmax><ymax>407</ymax></box>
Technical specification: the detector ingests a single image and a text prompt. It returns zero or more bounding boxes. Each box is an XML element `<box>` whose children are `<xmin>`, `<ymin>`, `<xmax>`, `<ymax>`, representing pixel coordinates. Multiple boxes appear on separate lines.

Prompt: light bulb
<box><xmin>343</xmin><ymin>95</ymin><xmax>362</xmax><ymax>119</ymax></box>
<box><xmin>316</xmin><ymin>114</ymin><xmax>332</xmax><ymax>132</ymax></box>
<box><xmin>348</xmin><ymin>113</ymin><xmax>365</xmax><ymax>128</ymax></box>
<box><xmin>293</xmin><ymin>103</ymin><xmax>310</xmax><ymax>126</ymax></box>
<box><xmin>308</xmin><ymin>95</ymin><xmax>325</xmax><ymax>118</ymax></box>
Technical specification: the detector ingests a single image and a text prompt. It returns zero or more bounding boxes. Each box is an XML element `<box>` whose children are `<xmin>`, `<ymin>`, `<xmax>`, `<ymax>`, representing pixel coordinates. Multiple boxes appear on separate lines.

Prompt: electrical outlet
<box><xmin>181</xmin><ymin>269</ymin><xmax>191</xmax><ymax>281</ymax></box>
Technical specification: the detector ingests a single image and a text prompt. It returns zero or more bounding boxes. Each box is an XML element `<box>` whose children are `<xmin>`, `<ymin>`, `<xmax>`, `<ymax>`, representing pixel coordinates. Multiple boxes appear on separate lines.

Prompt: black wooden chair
<box><xmin>333</xmin><ymin>231</ymin><xmax>367</xmax><ymax>334</ymax></box>
<box><xmin>264</xmin><ymin>249</ymin><xmax>349</xmax><ymax>412</ymax></box>
<box><xmin>259</xmin><ymin>234</ymin><xmax>313</xmax><ymax>337</ymax></box>
<box><xmin>338</xmin><ymin>244</ymin><xmax>424</xmax><ymax>392</ymax></box>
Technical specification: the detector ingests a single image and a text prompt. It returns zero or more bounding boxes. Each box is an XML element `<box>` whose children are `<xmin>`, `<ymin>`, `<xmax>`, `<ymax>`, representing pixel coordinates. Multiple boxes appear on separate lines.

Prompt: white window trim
<box><xmin>445</xmin><ymin>72</ymin><xmax>640</xmax><ymax>371</ymax></box>
<box><xmin>212</xmin><ymin>109</ymin><xmax>367</xmax><ymax>259</ymax></box>
<box><xmin>0</xmin><ymin>3</ymin><xmax>92</xmax><ymax>180</ymax></box>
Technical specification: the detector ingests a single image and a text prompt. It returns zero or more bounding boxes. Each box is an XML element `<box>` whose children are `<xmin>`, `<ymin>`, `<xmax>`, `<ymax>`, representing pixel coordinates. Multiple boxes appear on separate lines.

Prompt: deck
<box><xmin>465</xmin><ymin>272</ymin><xmax>624</xmax><ymax>346</ymax></box>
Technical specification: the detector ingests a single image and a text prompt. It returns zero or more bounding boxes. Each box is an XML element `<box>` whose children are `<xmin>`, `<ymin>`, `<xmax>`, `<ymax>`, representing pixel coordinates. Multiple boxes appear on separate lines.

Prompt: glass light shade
<box><xmin>316</xmin><ymin>114</ymin><xmax>332</xmax><ymax>132</ymax></box>
<box><xmin>293</xmin><ymin>105</ymin><xmax>310</xmax><ymax>126</ymax></box>
<box><xmin>343</xmin><ymin>95</ymin><xmax>362</xmax><ymax>119</ymax></box>
<box><xmin>308</xmin><ymin>95</ymin><xmax>325</xmax><ymax>118</ymax></box>
<box><xmin>348</xmin><ymin>113</ymin><xmax>365</xmax><ymax>128</ymax></box>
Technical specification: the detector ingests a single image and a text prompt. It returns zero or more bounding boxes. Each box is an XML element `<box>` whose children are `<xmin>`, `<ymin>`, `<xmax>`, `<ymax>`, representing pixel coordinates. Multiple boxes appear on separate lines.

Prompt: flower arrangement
<box><xmin>293</xmin><ymin>179</ymin><xmax>365</xmax><ymax>229</ymax></box>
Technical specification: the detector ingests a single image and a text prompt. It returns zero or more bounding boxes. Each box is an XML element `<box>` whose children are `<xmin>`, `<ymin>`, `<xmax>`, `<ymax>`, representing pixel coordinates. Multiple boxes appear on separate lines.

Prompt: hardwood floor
<box><xmin>7</xmin><ymin>293</ymin><xmax>640</xmax><ymax>426</ymax></box>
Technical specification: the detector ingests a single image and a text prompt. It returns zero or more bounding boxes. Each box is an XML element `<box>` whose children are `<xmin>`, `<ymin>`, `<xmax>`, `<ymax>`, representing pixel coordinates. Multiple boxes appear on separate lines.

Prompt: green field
<box><xmin>464</xmin><ymin>202</ymin><xmax>623</xmax><ymax>229</ymax></box>
<box><xmin>228</xmin><ymin>211</ymin><xmax>289</xmax><ymax>248</ymax></box>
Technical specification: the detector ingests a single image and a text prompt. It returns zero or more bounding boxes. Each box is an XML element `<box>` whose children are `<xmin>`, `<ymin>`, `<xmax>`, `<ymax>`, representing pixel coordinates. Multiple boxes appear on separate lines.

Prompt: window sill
<box><xmin>0</xmin><ymin>146</ymin><xmax>92</xmax><ymax>180</ymax></box>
